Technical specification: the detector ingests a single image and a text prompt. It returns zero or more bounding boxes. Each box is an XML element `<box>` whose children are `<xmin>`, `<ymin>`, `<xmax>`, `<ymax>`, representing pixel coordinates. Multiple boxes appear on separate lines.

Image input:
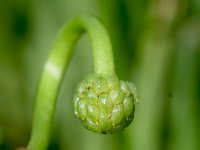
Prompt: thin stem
<box><xmin>27</xmin><ymin>15</ymin><xmax>115</xmax><ymax>150</ymax></box>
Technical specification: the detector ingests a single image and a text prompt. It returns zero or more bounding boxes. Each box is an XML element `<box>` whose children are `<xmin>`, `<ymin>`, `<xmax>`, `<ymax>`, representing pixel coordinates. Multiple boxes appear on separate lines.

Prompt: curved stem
<box><xmin>27</xmin><ymin>15</ymin><xmax>115</xmax><ymax>150</ymax></box>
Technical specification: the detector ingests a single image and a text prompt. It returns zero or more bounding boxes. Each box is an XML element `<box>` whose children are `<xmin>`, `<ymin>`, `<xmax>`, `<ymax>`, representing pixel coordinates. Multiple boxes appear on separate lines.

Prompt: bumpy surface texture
<box><xmin>73</xmin><ymin>74</ymin><xmax>137</xmax><ymax>134</ymax></box>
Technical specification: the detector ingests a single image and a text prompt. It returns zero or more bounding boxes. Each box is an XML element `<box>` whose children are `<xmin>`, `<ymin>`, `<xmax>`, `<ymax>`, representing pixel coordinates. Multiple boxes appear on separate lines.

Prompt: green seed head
<box><xmin>73</xmin><ymin>74</ymin><xmax>138</xmax><ymax>134</ymax></box>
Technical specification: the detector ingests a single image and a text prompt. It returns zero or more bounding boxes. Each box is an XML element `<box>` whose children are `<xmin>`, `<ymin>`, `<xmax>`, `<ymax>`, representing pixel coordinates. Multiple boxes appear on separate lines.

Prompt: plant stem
<box><xmin>27</xmin><ymin>15</ymin><xmax>115</xmax><ymax>150</ymax></box>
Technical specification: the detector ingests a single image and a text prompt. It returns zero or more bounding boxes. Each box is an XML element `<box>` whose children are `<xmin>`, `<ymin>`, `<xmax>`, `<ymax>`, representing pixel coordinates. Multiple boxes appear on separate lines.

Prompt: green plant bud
<box><xmin>73</xmin><ymin>74</ymin><xmax>138</xmax><ymax>134</ymax></box>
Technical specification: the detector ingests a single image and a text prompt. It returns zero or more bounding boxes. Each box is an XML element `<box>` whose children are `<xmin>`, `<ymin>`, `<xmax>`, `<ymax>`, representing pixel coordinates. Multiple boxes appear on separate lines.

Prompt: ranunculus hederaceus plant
<box><xmin>27</xmin><ymin>15</ymin><xmax>138</xmax><ymax>150</ymax></box>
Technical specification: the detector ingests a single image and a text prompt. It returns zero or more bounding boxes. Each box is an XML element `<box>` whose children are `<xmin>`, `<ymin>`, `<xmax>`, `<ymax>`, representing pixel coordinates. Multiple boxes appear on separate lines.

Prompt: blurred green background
<box><xmin>0</xmin><ymin>0</ymin><xmax>200</xmax><ymax>150</ymax></box>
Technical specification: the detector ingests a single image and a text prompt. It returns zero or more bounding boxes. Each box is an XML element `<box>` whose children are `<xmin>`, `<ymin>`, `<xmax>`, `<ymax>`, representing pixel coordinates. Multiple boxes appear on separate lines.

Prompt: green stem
<box><xmin>27</xmin><ymin>15</ymin><xmax>115</xmax><ymax>150</ymax></box>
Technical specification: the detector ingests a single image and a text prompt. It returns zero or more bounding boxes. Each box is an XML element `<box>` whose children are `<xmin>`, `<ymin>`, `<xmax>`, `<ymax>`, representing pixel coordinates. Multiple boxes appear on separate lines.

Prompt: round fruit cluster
<box><xmin>73</xmin><ymin>74</ymin><xmax>136</xmax><ymax>134</ymax></box>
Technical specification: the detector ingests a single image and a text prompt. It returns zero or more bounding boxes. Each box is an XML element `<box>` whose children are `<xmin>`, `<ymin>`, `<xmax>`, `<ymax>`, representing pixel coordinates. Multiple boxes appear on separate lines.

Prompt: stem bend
<box><xmin>28</xmin><ymin>15</ymin><xmax>115</xmax><ymax>150</ymax></box>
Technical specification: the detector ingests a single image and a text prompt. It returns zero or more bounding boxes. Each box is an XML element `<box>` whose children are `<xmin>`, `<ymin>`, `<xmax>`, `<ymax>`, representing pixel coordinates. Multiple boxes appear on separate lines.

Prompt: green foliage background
<box><xmin>0</xmin><ymin>0</ymin><xmax>200</xmax><ymax>150</ymax></box>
